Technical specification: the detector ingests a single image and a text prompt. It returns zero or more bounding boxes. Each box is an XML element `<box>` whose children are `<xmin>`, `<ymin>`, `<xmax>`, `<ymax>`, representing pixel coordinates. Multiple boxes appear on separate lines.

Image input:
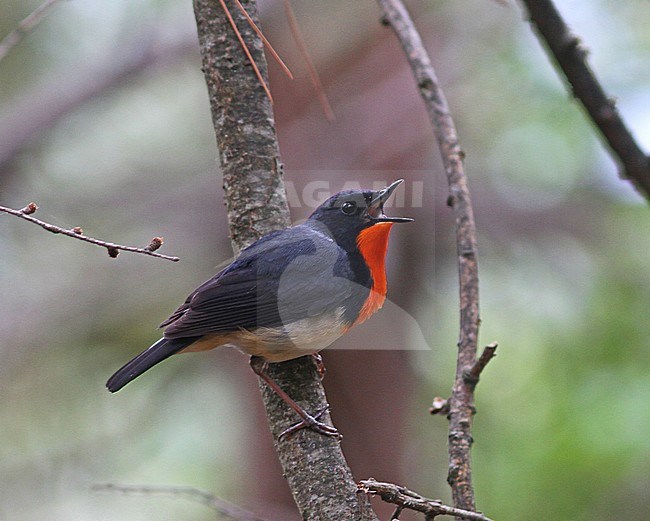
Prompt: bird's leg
<box><xmin>250</xmin><ymin>356</ymin><xmax>340</xmax><ymax>440</ymax></box>
<box><xmin>311</xmin><ymin>353</ymin><xmax>326</xmax><ymax>380</ymax></box>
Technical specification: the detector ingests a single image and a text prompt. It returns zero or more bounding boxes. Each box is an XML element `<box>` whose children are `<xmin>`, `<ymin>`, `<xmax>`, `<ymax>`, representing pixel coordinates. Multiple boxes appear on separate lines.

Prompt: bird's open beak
<box><xmin>368</xmin><ymin>179</ymin><xmax>414</xmax><ymax>223</ymax></box>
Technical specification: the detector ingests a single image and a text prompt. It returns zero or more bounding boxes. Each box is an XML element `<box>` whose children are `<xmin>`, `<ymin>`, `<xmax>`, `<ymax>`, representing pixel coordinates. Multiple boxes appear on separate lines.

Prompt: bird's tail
<box><xmin>106</xmin><ymin>337</ymin><xmax>199</xmax><ymax>392</ymax></box>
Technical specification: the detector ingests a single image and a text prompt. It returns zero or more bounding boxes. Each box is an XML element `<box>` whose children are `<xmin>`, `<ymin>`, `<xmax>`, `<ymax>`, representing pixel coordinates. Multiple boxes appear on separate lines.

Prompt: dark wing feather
<box><xmin>106</xmin><ymin>336</ymin><xmax>200</xmax><ymax>392</ymax></box>
<box><xmin>159</xmin><ymin>266</ymin><xmax>228</xmax><ymax>328</ymax></box>
<box><xmin>162</xmin><ymin>225</ymin><xmax>367</xmax><ymax>339</ymax></box>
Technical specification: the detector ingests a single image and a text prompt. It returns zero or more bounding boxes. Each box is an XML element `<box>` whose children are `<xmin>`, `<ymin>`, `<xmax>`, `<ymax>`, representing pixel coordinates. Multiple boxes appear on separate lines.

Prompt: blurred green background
<box><xmin>1</xmin><ymin>1</ymin><xmax>648</xmax><ymax>520</ymax></box>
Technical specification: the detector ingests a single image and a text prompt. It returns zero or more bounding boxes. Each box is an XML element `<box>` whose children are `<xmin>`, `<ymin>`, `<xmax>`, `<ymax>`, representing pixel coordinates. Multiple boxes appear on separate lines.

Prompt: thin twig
<box><xmin>376</xmin><ymin>0</ymin><xmax>483</xmax><ymax>513</ymax></box>
<box><xmin>463</xmin><ymin>342</ymin><xmax>498</xmax><ymax>387</ymax></box>
<box><xmin>92</xmin><ymin>483</ymin><xmax>270</xmax><ymax>521</ymax></box>
<box><xmin>283</xmin><ymin>0</ymin><xmax>335</xmax><ymax>121</ymax></box>
<box><xmin>0</xmin><ymin>0</ymin><xmax>64</xmax><ymax>63</ymax></box>
<box><xmin>232</xmin><ymin>0</ymin><xmax>294</xmax><ymax>79</ymax></box>
<box><xmin>359</xmin><ymin>480</ymin><xmax>493</xmax><ymax>521</ymax></box>
<box><xmin>520</xmin><ymin>0</ymin><xmax>650</xmax><ymax>200</ymax></box>
<box><xmin>218</xmin><ymin>0</ymin><xmax>274</xmax><ymax>103</ymax></box>
<box><xmin>0</xmin><ymin>203</ymin><xmax>179</xmax><ymax>261</ymax></box>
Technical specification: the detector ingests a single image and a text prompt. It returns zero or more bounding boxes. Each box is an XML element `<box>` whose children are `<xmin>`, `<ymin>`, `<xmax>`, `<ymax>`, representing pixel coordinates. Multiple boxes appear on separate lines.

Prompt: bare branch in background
<box><xmin>232</xmin><ymin>0</ymin><xmax>293</xmax><ymax>80</ymax></box>
<box><xmin>92</xmin><ymin>484</ymin><xmax>271</xmax><ymax>521</ymax></box>
<box><xmin>521</xmin><ymin>0</ymin><xmax>650</xmax><ymax>200</ymax></box>
<box><xmin>192</xmin><ymin>0</ymin><xmax>377</xmax><ymax>518</ymax></box>
<box><xmin>0</xmin><ymin>27</ymin><xmax>198</xmax><ymax>169</ymax></box>
<box><xmin>0</xmin><ymin>203</ymin><xmax>180</xmax><ymax>261</ymax></box>
<box><xmin>376</xmin><ymin>0</ymin><xmax>487</xmax><ymax>514</ymax></box>
<box><xmin>359</xmin><ymin>480</ymin><xmax>494</xmax><ymax>521</ymax></box>
<box><xmin>283</xmin><ymin>0</ymin><xmax>335</xmax><ymax>121</ymax></box>
<box><xmin>0</xmin><ymin>0</ymin><xmax>64</xmax><ymax>63</ymax></box>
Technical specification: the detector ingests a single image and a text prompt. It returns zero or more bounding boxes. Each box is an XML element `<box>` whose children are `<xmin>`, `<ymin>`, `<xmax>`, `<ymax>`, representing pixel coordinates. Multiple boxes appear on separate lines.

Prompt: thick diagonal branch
<box><xmin>521</xmin><ymin>0</ymin><xmax>650</xmax><ymax>200</ymax></box>
<box><xmin>191</xmin><ymin>1</ymin><xmax>377</xmax><ymax>519</ymax></box>
<box><xmin>376</xmin><ymin>0</ymin><xmax>482</xmax><ymax>514</ymax></box>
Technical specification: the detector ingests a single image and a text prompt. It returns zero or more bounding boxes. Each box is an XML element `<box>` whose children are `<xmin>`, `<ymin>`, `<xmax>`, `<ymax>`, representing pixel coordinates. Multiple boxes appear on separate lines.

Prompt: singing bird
<box><xmin>107</xmin><ymin>180</ymin><xmax>413</xmax><ymax>436</ymax></box>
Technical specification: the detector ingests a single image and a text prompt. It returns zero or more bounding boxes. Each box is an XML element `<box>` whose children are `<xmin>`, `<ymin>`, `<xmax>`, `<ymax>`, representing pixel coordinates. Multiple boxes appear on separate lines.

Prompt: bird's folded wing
<box><xmin>162</xmin><ymin>230</ymin><xmax>361</xmax><ymax>339</ymax></box>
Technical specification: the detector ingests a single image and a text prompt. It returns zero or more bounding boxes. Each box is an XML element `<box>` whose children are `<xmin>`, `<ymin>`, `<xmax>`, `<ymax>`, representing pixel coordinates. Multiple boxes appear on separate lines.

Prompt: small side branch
<box><xmin>429</xmin><ymin>396</ymin><xmax>450</xmax><ymax>417</ymax></box>
<box><xmin>431</xmin><ymin>342</ymin><xmax>497</xmax><ymax>416</ymax></box>
<box><xmin>520</xmin><ymin>0</ymin><xmax>650</xmax><ymax>199</ymax></box>
<box><xmin>359</xmin><ymin>480</ymin><xmax>493</xmax><ymax>521</ymax></box>
<box><xmin>92</xmin><ymin>483</ymin><xmax>270</xmax><ymax>521</ymax></box>
<box><xmin>463</xmin><ymin>342</ymin><xmax>498</xmax><ymax>388</ymax></box>
<box><xmin>0</xmin><ymin>0</ymin><xmax>63</xmax><ymax>63</ymax></box>
<box><xmin>0</xmin><ymin>203</ymin><xmax>179</xmax><ymax>261</ymax></box>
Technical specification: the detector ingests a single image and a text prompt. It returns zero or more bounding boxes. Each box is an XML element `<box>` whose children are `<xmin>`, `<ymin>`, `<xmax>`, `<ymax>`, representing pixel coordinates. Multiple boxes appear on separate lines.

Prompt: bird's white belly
<box><xmin>232</xmin><ymin>307</ymin><xmax>347</xmax><ymax>362</ymax></box>
<box><xmin>179</xmin><ymin>308</ymin><xmax>348</xmax><ymax>362</ymax></box>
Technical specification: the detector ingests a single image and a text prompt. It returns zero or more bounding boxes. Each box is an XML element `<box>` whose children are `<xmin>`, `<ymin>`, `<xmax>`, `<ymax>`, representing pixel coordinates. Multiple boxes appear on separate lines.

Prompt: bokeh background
<box><xmin>1</xmin><ymin>0</ymin><xmax>648</xmax><ymax>519</ymax></box>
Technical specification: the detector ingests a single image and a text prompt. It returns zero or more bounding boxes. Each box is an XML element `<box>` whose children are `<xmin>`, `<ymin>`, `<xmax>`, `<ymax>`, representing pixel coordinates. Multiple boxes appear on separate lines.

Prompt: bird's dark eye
<box><xmin>341</xmin><ymin>201</ymin><xmax>357</xmax><ymax>215</ymax></box>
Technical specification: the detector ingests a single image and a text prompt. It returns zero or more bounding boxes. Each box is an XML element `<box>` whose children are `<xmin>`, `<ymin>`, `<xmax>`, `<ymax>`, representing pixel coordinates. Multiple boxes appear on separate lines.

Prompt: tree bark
<box><xmin>192</xmin><ymin>1</ymin><xmax>378</xmax><ymax>519</ymax></box>
<box><xmin>193</xmin><ymin>0</ymin><xmax>289</xmax><ymax>250</ymax></box>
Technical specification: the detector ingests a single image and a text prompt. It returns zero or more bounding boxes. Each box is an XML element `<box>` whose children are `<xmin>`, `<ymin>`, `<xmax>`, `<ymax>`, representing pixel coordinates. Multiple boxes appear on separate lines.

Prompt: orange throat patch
<box><xmin>354</xmin><ymin>222</ymin><xmax>394</xmax><ymax>326</ymax></box>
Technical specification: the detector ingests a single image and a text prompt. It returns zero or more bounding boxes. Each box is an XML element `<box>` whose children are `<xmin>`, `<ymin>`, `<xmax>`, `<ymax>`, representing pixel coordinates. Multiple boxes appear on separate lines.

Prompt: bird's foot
<box><xmin>279</xmin><ymin>405</ymin><xmax>341</xmax><ymax>441</ymax></box>
<box><xmin>250</xmin><ymin>356</ymin><xmax>341</xmax><ymax>440</ymax></box>
<box><xmin>311</xmin><ymin>353</ymin><xmax>326</xmax><ymax>380</ymax></box>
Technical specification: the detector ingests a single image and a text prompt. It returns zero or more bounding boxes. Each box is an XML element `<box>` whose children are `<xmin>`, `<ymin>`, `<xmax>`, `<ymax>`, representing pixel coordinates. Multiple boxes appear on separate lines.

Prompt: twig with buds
<box><xmin>0</xmin><ymin>202</ymin><xmax>179</xmax><ymax>261</ymax></box>
<box><xmin>92</xmin><ymin>483</ymin><xmax>270</xmax><ymax>521</ymax></box>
